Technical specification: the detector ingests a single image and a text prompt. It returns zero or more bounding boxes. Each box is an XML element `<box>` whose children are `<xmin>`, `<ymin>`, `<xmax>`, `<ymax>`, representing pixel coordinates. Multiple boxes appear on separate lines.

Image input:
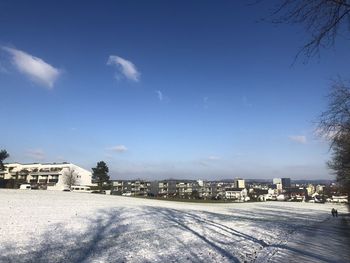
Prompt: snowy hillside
<box><xmin>0</xmin><ymin>190</ymin><xmax>349</xmax><ymax>263</ymax></box>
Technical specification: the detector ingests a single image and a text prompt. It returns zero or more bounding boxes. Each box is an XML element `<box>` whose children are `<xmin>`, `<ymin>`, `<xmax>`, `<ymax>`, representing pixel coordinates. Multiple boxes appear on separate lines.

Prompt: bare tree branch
<box><xmin>318</xmin><ymin>80</ymin><xmax>350</xmax><ymax>193</ymax></box>
<box><xmin>268</xmin><ymin>0</ymin><xmax>350</xmax><ymax>60</ymax></box>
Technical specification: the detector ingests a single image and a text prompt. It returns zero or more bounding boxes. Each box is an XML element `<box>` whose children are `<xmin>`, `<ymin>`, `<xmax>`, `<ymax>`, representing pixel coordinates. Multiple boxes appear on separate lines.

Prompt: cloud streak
<box><xmin>109</xmin><ymin>145</ymin><xmax>128</xmax><ymax>153</ymax></box>
<box><xmin>2</xmin><ymin>46</ymin><xmax>61</xmax><ymax>88</ymax></box>
<box><xmin>25</xmin><ymin>149</ymin><xmax>45</xmax><ymax>160</ymax></box>
<box><xmin>207</xmin><ymin>155</ymin><xmax>221</xmax><ymax>160</ymax></box>
<box><xmin>288</xmin><ymin>135</ymin><xmax>307</xmax><ymax>144</ymax></box>
<box><xmin>107</xmin><ymin>55</ymin><xmax>140</xmax><ymax>82</ymax></box>
<box><xmin>156</xmin><ymin>90</ymin><xmax>163</xmax><ymax>101</ymax></box>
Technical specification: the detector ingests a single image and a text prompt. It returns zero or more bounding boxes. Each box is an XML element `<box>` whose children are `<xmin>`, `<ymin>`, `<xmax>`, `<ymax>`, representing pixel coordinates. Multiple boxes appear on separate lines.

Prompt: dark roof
<box><xmin>225</xmin><ymin>188</ymin><xmax>245</xmax><ymax>191</ymax></box>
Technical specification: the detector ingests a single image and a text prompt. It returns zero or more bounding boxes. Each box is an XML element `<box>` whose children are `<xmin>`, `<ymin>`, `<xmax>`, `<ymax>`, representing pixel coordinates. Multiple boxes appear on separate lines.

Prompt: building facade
<box><xmin>111</xmin><ymin>180</ymin><xmax>151</xmax><ymax>196</ymax></box>
<box><xmin>225</xmin><ymin>188</ymin><xmax>248</xmax><ymax>201</ymax></box>
<box><xmin>281</xmin><ymin>178</ymin><xmax>291</xmax><ymax>188</ymax></box>
<box><xmin>273</xmin><ymin>177</ymin><xmax>291</xmax><ymax>189</ymax></box>
<box><xmin>0</xmin><ymin>162</ymin><xmax>92</xmax><ymax>190</ymax></box>
<box><xmin>234</xmin><ymin>178</ymin><xmax>245</xmax><ymax>189</ymax></box>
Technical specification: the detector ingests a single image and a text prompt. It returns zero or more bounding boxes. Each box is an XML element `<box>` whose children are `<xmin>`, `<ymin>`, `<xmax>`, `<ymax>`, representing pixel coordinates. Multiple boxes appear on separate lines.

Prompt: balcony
<box><xmin>17</xmin><ymin>175</ymin><xmax>27</xmax><ymax>180</ymax></box>
<box><xmin>48</xmin><ymin>179</ymin><xmax>59</xmax><ymax>183</ymax></box>
<box><xmin>37</xmin><ymin>172</ymin><xmax>60</xmax><ymax>176</ymax></box>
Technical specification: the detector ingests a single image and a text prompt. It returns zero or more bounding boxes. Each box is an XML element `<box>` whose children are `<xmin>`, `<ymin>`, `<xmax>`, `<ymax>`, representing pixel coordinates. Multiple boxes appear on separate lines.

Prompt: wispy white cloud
<box><xmin>2</xmin><ymin>46</ymin><xmax>61</xmax><ymax>88</ymax></box>
<box><xmin>109</xmin><ymin>145</ymin><xmax>128</xmax><ymax>153</ymax></box>
<box><xmin>155</xmin><ymin>90</ymin><xmax>163</xmax><ymax>101</ymax></box>
<box><xmin>107</xmin><ymin>55</ymin><xmax>140</xmax><ymax>82</ymax></box>
<box><xmin>197</xmin><ymin>155</ymin><xmax>221</xmax><ymax>167</ymax></box>
<box><xmin>207</xmin><ymin>155</ymin><xmax>221</xmax><ymax>160</ymax></box>
<box><xmin>288</xmin><ymin>135</ymin><xmax>307</xmax><ymax>144</ymax></box>
<box><xmin>25</xmin><ymin>149</ymin><xmax>45</xmax><ymax>160</ymax></box>
<box><xmin>199</xmin><ymin>161</ymin><xmax>209</xmax><ymax>167</ymax></box>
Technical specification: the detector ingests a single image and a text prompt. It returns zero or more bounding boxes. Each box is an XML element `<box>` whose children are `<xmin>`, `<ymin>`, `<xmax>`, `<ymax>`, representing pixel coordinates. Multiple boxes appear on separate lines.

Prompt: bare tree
<box><xmin>319</xmin><ymin>81</ymin><xmax>350</xmax><ymax>140</ymax></box>
<box><xmin>269</xmin><ymin>0</ymin><xmax>350</xmax><ymax>59</ymax></box>
<box><xmin>318</xmin><ymin>80</ymin><xmax>350</xmax><ymax>196</ymax></box>
<box><xmin>64</xmin><ymin>168</ymin><xmax>78</xmax><ymax>189</ymax></box>
<box><xmin>266</xmin><ymin>1</ymin><xmax>350</xmax><ymax>196</ymax></box>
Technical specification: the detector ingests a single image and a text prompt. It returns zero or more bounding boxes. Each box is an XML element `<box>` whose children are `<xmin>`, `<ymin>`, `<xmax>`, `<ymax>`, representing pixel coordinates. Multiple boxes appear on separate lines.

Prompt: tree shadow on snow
<box><xmin>1</xmin><ymin>207</ymin><xmax>349</xmax><ymax>263</ymax></box>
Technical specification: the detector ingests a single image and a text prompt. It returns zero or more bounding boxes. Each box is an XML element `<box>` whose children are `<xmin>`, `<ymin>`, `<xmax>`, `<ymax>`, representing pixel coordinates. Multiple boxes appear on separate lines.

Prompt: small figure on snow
<box><xmin>331</xmin><ymin>208</ymin><xmax>336</xmax><ymax>217</ymax></box>
<box><xmin>335</xmin><ymin>209</ymin><xmax>338</xmax><ymax>217</ymax></box>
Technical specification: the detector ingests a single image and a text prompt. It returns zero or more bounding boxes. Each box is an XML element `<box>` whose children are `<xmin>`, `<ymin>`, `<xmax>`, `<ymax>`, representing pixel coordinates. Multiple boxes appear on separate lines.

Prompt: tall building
<box><xmin>234</xmin><ymin>178</ymin><xmax>245</xmax><ymax>189</ymax></box>
<box><xmin>281</xmin><ymin>178</ymin><xmax>291</xmax><ymax>188</ymax></box>
<box><xmin>273</xmin><ymin>178</ymin><xmax>291</xmax><ymax>189</ymax></box>
<box><xmin>273</xmin><ymin>178</ymin><xmax>282</xmax><ymax>185</ymax></box>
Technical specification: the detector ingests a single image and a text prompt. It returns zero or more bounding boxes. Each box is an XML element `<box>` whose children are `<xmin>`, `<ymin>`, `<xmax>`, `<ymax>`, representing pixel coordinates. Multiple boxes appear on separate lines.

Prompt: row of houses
<box><xmin>111</xmin><ymin>178</ymin><xmax>248</xmax><ymax>201</ymax></box>
<box><xmin>1</xmin><ymin>162</ymin><xmax>347</xmax><ymax>203</ymax></box>
<box><xmin>248</xmin><ymin>182</ymin><xmax>349</xmax><ymax>203</ymax></box>
<box><xmin>1</xmin><ymin>163</ymin><xmax>249</xmax><ymax>201</ymax></box>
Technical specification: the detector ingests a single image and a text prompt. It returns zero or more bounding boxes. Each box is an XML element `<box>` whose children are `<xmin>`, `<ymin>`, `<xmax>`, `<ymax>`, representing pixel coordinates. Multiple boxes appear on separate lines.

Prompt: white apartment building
<box><xmin>0</xmin><ymin>162</ymin><xmax>92</xmax><ymax>190</ymax></box>
<box><xmin>225</xmin><ymin>188</ymin><xmax>248</xmax><ymax>201</ymax></box>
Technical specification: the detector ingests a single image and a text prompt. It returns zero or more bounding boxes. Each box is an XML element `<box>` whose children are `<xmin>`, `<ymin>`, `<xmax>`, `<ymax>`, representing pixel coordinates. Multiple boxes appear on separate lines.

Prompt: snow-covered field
<box><xmin>0</xmin><ymin>189</ymin><xmax>349</xmax><ymax>263</ymax></box>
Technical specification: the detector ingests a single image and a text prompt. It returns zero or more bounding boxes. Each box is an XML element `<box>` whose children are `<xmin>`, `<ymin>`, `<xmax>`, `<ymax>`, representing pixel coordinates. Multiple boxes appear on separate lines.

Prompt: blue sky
<box><xmin>1</xmin><ymin>0</ymin><xmax>349</xmax><ymax>180</ymax></box>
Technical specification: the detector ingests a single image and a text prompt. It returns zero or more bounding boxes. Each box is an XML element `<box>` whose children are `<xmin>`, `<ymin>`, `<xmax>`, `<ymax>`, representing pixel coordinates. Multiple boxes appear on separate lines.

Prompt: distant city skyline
<box><xmin>1</xmin><ymin>1</ymin><xmax>348</xmax><ymax>180</ymax></box>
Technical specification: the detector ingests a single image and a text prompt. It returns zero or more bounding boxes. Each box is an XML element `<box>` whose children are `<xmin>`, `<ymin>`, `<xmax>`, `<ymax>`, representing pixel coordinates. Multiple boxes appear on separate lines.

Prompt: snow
<box><xmin>0</xmin><ymin>189</ymin><xmax>349</xmax><ymax>263</ymax></box>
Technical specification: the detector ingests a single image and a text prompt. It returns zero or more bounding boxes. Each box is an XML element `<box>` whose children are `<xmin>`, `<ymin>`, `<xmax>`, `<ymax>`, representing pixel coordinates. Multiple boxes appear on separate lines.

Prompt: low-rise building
<box><xmin>148</xmin><ymin>180</ymin><xmax>222</xmax><ymax>199</ymax></box>
<box><xmin>224</xmin><ymin>188</ymin><xmax>248</xmax><ymax>201</ymax></box>
<box><xmin>286</xmin><ymin>188</ymin><xmax>307</xmax><ymax>201</ymax></box>
<box><xmin>331</xmin><ymin>195</ymin><xmax>348</xmax><ymax>203</ymax></box>
<box><xmin>306</xmin><ymin>184</ymin><xmax>316</xmax><ymax>196</ymax></box>
<box><xmin>111</xmin><ymin>180</ymin><xmax>151</xmax><ymax>196</ymax></box>
<box><xmin>150</xmin><ymin>180</ymin><xmax>178</xmax><ymax>197</ymax></box>
<box><xmin>249</xmin><ymin>189</ymin><xmax>268</xmax><ymax>201</ymax></box>
<box><xmin>0</xmin><ymin>162</ymin><xmax>92</xmax><ymax>189</ymax></box>
<box><xmin>195</xmin><ymin>180</ymin><xmax>212</xmax><ymax>198</ymax></box>
<box><xmin>176</xmin><ymin>181</ymin><xmax>194</xmax><ymax>197</ymax></box>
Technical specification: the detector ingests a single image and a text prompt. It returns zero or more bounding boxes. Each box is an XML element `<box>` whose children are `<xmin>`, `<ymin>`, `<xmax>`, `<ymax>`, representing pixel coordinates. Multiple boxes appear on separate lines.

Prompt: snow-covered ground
<box><xmin>0</xmin><ymin>189</ymin><xmax>349</xmax><ymax>263</ymax></box>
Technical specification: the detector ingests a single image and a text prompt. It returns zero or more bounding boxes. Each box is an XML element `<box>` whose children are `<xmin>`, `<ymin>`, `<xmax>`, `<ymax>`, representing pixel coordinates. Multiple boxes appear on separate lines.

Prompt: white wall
<box><xmin>3</xmin><ymin>163</ymin><xmax>93</xmax><ymax>189</ymax></box>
